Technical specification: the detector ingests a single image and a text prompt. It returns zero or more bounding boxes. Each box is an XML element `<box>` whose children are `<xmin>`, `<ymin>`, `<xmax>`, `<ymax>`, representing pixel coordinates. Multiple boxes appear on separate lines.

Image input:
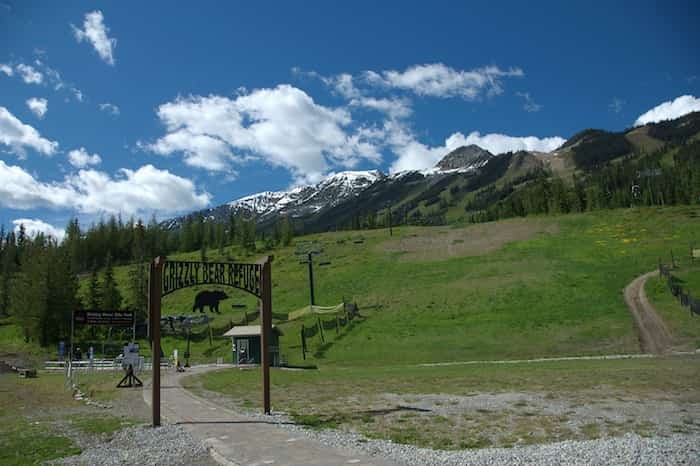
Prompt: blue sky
<box><xmin>1</xmin><ymin>0</ymin><xmax>699</xmax><ymax>240</ymax></box>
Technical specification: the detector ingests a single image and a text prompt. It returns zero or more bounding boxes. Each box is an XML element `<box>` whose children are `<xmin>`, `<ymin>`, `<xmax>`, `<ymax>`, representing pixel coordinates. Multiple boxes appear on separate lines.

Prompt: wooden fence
<box><xmin>659</xmin><ymin>263</ymin><xmax>700</xmax><ymax>316</ymax></box>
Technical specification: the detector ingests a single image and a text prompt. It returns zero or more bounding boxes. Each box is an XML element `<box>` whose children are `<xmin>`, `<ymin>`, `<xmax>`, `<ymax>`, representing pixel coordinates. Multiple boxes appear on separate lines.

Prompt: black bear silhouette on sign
<box><xmin>192</xmin><ymin>290</ymin><xmax>229</xmax><ymax>313</ymax></box>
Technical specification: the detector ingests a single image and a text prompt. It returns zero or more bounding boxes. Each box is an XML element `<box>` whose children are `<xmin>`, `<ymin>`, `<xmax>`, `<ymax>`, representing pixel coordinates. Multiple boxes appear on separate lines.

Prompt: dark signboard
<box><xmin>161</xmin><ymin>261</ymin><xmax>262</xmax><ymax>298</ymax></box>
<box><xmin>74</xmin><ymin>310</ymin><xmax>135</xmax><ymax>327</ymax></box>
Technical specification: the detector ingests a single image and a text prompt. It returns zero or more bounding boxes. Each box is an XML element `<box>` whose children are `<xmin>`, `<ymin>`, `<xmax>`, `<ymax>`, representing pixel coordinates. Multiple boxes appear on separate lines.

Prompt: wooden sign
<box><xmin>161</xmin><ymin>261</ymin><xmax>262</xmax><ymax>298</ymax></box>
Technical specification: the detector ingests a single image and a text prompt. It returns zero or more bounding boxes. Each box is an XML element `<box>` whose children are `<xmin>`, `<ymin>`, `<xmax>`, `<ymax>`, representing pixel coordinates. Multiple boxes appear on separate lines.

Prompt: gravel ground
<box><xmin>47</xmin><ymin>407</ymin><xmax>700</xmax><ymax>466</ymax></box>
<box><xmin>54</xmin><ymin>424</ymin><xmax>214</xmax><ymax>466</ymax></box>
<box><xmin>236</xmin><ymin>408</ymin><xmax>700</xmax><ymax>466</ymax></box>
<box><xmin>57</xmin><ymin>368</ymin><xmax>697</xmax><ymax>465</ymax></box>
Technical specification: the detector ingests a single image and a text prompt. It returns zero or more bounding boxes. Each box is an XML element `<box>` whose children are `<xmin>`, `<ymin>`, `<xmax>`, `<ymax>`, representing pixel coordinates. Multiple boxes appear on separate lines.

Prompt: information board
<box><xmin>73</xmin><ymin>310</ymin><xmax>135</xmax><ymax>327</ymax></box>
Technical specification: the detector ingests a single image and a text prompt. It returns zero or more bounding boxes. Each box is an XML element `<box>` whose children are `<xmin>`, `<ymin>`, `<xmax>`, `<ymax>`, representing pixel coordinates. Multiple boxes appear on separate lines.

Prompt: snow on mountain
<box><xmin>223</xmin><ymin>170</ymin><xmax>383</xmax><ymax>220</ymax></box>
<box><xmin>164</xmin><ymin>146</ymin><xmax>496</xmax><ymax>230</ymax></box>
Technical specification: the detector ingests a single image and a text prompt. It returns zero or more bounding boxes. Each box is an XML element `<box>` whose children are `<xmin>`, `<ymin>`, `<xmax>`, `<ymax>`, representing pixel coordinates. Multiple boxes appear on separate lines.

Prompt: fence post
<box><xmin>317</xmin><ymin>316</ymin><xmax>325</xmax><ymax>342</ymax></box>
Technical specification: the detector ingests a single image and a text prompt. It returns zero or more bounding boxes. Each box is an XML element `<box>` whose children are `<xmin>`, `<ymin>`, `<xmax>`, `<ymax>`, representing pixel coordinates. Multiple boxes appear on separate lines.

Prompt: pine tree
<box><xmin>10</xmin><ymin>239</ymin><xmax>48</xmax><ymax>343</ymax></box>
<box><xmin>128</xmin><ymin>221</ymin><xmax>148</xmax><ymax>324</ymax></box>
<box><xmin>86</xmin><ymin>267</ymin><xmax>102</xmax><ymax>309</ymax></box>
<box><xmin>227</xmin><ymin>212</ymin><xmax>237</xmax><ymax>245</ymax></box>
<box><xmin>44</xmin><ymin>245</ymin><xmax>77</xmax><ymax>346</ymax></box>
<box><xmin>64</xmin><ymin>218</ymin><xmax>83</xmax><ymax>272</ymax></box>
<box><xmin>101</xmin><ymin>254</ymin><xmax>122</xmax><ymax>310</ymax></box>
<box><xmin>280</xmin><ymin>217</ymin><xmax>294</xmax><ymax>246</ymax></box>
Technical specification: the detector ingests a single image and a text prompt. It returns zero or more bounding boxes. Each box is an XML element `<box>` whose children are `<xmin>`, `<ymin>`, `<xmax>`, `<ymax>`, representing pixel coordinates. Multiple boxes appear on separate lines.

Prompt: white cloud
<box><xmin>323</xmin><ymin>73</ymin><xmax>362</xmax><ymax>99</ymax></box>
<box><xmin>67</xmin><ymin>165</ymin><xmax>211</xmax><ymax>215</ymax></box>
<box><xmin>99</xmin><ymin>102</ymin><xmax>120</xmax><ymax>115</ymax></box>
<box><xmin>145</xmin><ymin>130</ymin><xmax>237</xmax><ymax>172</ymax></box>
<box><xmin>294</xmin><ymin>67</ymin><xmax>413</xmax><ymax>119</ymax></box>
<box><xmin>0</xmin><ymin>160</ymin><xmax>77</xmax><ymax>209</ymax></box>
<box><xmin>386</xmin><ymin>121</ymin><xmax>564</xmax><ymax>173</ymax></box>
<box><xmin>444</xmin><ymin>131</ymin><xmax>564</xmax><ymax>156</ymax></box>
<box><xmin>6</xmin><ymin>60</ymin><xmax>76</xmax><ymax>98</ymax></box>
<box><xmin>71</xmin><ymin>88</ymin><xmax>84</xmax><ymax>102</ymax></box>
<box><xmin>0</xmin><ymin>160</ymin><xmax>210</xmax><ymax>215</ymax></box>
<box><xmin>0</xmin><ymin>106</ymin><xmax>58</xmax><ymax>158</ymax></box>
<box><xmin>71</xmin><ymin>10</ymin><xmax>117</xmax><ymax>65</ymax></box>
<box><xmin>634</xmin><ymin>95</ymin><xmax>700</xmax><ymax>126</ymax></box>
<box><xmin>609</xmin><ymin>97</ymin><xmax>625</xmax><ymax>113</ymax></box>
<box><xmin>42</xmin><ymin>64</ymin><xmax>66</xmax><ymax>90</ymax></box>
<box><xmin>349</xmin><ymin>96</ymin><xmax>413</xmax><ymax>119</ymax></box>
<box><xmin>516</xmin><ymin>92</ymin><xmax>542</xmax><ymax>112</ymax></box>
<box><xmin>366</xmin><ymin>63</ymin><xmax>524</xmax><ymax>99</ymax></box>
<box><xmin>16</xmin><ymin>63</ymin><xmax>43</xmax><ymax>84</ymax></box>
<box><xmin>12</xmin><ymin>218</ymin><xmax>65</xmax><ymax>242</ymax></box>
<box><xmin>292</xmin><ymin>68</ymin><xmax>361</xmax><ymax>99</ymax></box>
<box><xmin>26</xmin><ymin>97</ymin><xmax>48</xmax><ymax>119</ymax></box>
<box><xmin>67</xmin><ymin>147</ymin><xmax>102</xmax><ymax>168</ymax></box>
<box><xmin>145</xmin><ymin>85</ymin><xmax>381</xmax><ymax>180</ymax></box>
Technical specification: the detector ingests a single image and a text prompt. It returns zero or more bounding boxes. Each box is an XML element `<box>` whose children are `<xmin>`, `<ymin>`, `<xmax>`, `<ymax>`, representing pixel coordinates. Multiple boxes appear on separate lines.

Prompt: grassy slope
<box><xmin>5</xmin><ymin>206</ymin><xmax>699</xmax><ymax>366</ymax></box>
<box><xmin>109</xmin><ymin>206</ymin><xmax>699</xmax><ymax>367</ymax></box>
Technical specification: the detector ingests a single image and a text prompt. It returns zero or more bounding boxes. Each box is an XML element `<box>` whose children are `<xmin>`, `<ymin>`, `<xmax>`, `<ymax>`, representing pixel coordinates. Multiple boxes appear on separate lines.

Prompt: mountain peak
<box><xmin>436</xmin><ymin>145</ymin><xmax>493</xmax><ymax>171</ymax></box>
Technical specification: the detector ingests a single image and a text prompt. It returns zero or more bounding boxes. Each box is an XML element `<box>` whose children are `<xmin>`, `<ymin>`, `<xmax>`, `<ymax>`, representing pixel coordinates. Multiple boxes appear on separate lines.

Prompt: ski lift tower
<box><xmin>295</xmin><ymin>241</ymin><xmax>330</xmax><ymax>307</ymax></box>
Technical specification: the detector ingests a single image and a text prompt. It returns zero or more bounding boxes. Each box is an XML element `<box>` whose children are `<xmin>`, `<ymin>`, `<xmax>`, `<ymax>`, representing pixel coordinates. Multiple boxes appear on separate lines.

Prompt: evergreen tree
<box><xmin>128</xmin><ymin>220</ymin><xmax>148</xmax><ymax>324</ymax></box>
<box><xmin>101</xmin><ymin>254</ymin><xmax>122</xmax><ymax>310</ymax></box>
<box><xmin>86</xmin><ymin>266</ymin><xmax>102</xmax><ymax>309</ymax></box>
<box><xmin>43</xmin><ymin>245</ymin><xmax>77</xmax><ymax>346</ymax></box>
<box><xmin>280</xmin><ymin>217</ymin><xmax>294</xmax><ymax>246</ymax></box>
<box><xmin>10</xmin><ymin>239</ymin><xmax>48</xmax><ymax>343</ymax></box>
<box><xmin>64</xmin><ymin>218</ymin><xmax>83</xmax><ymax>272</ymax></box>
<box><xmin>227</xmin><ymin>212</ymin><xmax>237</xmax><ymax>245</ymax></box>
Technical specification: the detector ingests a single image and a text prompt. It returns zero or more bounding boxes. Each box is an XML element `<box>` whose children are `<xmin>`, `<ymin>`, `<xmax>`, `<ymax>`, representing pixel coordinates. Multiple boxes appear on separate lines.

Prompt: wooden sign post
<box><xmin>148</xmin><ymin>255</ymin><xmax>273</xmax><ymax>427</ymax></box>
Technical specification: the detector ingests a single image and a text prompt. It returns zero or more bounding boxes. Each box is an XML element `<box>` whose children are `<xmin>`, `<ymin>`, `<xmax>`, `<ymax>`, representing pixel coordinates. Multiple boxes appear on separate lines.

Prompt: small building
<box><xmin>223</xmin><ymin>325</ymin><xmax>284</xmax><ymax>366</ymax></box>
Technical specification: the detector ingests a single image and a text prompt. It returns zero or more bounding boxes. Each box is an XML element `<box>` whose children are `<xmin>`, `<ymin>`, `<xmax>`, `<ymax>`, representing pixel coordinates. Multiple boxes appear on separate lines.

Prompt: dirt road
<box><xmin>623</xmin><ymin>270</ymin><xmax>673</xmax><ymax>354</ymax></box>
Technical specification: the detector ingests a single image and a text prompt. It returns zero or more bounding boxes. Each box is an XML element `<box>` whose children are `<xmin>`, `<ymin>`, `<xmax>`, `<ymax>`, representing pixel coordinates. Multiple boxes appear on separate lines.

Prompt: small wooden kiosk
<box><xmin>224</xmin><ymin>325</ymin><xmax>283</xmax><ymax>366</ymax></box>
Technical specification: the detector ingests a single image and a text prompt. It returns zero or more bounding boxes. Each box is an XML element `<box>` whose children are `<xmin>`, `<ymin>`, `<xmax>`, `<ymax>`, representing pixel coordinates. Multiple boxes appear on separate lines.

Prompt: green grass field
<box><xmin>0</xmin><ymin>372</ymin><xmax>141</xmax><ymax>465</ymax></box>
<box><xmin>143</xmin><ymin>206</ymin><xmax>700</xmax><ymax>366</ymax></box>
<box><xmin>6</xmin><ymin>206</ymin><xmax>699</xmax><ymax>367</ymax></box>
<box><xmin>49</xmin><ymin>206</ymin><xmax>698</xmax><ymax>367</ymax></box>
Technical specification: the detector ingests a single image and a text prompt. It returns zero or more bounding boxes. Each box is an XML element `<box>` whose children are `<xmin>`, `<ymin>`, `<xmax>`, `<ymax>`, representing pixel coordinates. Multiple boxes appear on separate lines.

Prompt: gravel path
<box><xmin>624</xmin><ymin>270</ymin><xmax>673</xmax><ymax>353</ymax></box>
<box><xmin>54</xmin><ymin>424</ymin><xmax>214</xmax><ymax>466</ymax></box>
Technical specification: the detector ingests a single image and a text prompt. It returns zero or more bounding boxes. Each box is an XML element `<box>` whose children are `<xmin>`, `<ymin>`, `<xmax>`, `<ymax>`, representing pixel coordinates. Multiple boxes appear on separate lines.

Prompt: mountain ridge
<box><xmin>163</xmin><ymin>111</ymin><xmax>700</xmax><ymax>232</ymax></box>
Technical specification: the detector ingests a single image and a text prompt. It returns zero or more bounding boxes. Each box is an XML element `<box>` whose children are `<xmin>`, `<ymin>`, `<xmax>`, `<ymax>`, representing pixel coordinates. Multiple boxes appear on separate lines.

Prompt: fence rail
<box><xmin>300</xmin><ymin>302</ymin><xmax>362</xmax><ymax>359</ymax></box>
<box><xmin>659</xmin><ymin>263</ymin><xmax>700</xmax><ymax>316</ymax></box>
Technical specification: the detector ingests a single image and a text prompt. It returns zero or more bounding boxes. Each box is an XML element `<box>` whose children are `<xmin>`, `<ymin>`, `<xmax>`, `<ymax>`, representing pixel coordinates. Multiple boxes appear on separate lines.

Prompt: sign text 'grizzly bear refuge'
<box><xmin>161</xmin><ymin>260</ymin><xmax>262</xmax><ymax>298</ymax></box>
